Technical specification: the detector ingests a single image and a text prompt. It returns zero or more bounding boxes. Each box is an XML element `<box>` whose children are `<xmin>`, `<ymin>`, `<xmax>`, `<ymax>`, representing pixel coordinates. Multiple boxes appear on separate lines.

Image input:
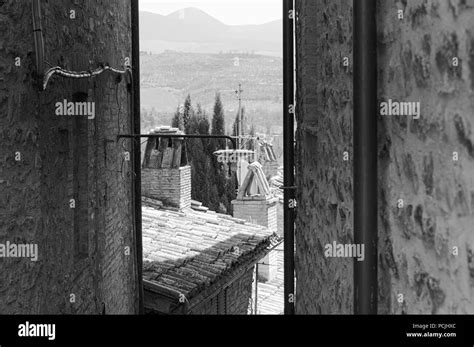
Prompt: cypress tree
<box><xmin>183</xmin><ymin>94</ymin><xmax>194</xmax><ymax>134</ymax></box>
<box><xmin>210</xmin><ymin>93</ymin><xmax>237</xmax><ymax>213</ymax></box>
<box><xmin>172</xmin><ymin>95</ymin><xmax>237</xmax><ymax>214</ymax></box>
<box><xmin>211</xmin><ymin>93</ymin><xmax>225</xmax><ymax>151</ymax></box>
<box><xmin>186</xmin><ymin>103</ymin><xmax>220</xmax><ymax>209</ymax></box>
<box><xmin>171</xmin><ymin>105</ymin><xmax>184</xmax><ymax>131</ymax></box>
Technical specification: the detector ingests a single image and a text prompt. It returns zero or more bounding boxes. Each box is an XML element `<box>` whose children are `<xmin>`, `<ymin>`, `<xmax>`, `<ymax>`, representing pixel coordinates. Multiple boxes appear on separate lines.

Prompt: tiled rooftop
<box><xmin>142</xmin><ymin>197</ymin><xmax>280</xmax><ymax>301</ymax></box>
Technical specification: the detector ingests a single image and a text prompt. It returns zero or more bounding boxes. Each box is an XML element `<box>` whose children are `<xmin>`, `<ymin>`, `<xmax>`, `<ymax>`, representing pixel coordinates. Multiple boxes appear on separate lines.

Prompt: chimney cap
<box><xmin>142</xmin><ymin>125</ymin><xmax>188</xmax><ymax>170</ymax></box>
<box><xmin>236</xmin><ymin>161</ymin><xmax>273</xmax><ymax>199</ymax></box>
<box><xmin>149</xmin><ymin>126</ymin><xmax>185</xmax><ymax>136</ymax></box>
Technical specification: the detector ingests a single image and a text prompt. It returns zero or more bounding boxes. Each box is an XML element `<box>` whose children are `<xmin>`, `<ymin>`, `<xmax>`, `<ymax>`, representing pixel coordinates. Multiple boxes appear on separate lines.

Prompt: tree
<box><xmin>211</xmin><ymin>93</ymin><xmax>225</xmax><ymax>151</ymax></box>
<box><xmin>209</xmin><ymin>93</ymin><xmax>237</xmax><ymax>213</ymax></box>
<box><xmin>170</xmin><ymin>95</ymin><xmax>236</xmax><ymax>214</ymax></box>
<box><xmin>232</xmin><ymin>106</ymin><xmax>246</xmax><ymax>138</ymax></box>
<box><xmin>184</xmin><ymin>102</ymin><xmax>225</xmax><ymax>210</ymax></box>
<box><xmin>195</xmin><ymin>103</ymin><xmax>209</xmax><ymax>135</ymax></box>
<box><xmin>183</xmin><ymin>94</ymin><xmax>194</xmax><ymax>134</ymax></box>
<box><xmin>171</xmin><ymin>105</ymin><xmax>184</xmax><ymax>131</ymax></box>
<box><xmin>187</xmin><ymin>111</ymin><xmax>212</xmax><ymax>208</ymax></box>
<box><xmin>247</xmin><ymin>123</ymin><xmax>256</xmax><ymax>151</ymax></box>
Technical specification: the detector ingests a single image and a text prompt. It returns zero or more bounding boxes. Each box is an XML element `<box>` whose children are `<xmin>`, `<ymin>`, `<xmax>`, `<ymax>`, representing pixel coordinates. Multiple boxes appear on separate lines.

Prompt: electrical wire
<box><xmin>43</xmin><ymin>65</ymin><xmax>132</xmax><ymax>90</ymax></box>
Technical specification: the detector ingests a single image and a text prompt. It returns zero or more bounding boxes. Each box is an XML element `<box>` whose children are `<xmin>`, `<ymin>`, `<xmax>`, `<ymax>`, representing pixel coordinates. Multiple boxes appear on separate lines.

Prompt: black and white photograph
<box><xmin>1</xmin><ymin>0</ymin><xmax>474</xmax><ymax>344</ymax></box>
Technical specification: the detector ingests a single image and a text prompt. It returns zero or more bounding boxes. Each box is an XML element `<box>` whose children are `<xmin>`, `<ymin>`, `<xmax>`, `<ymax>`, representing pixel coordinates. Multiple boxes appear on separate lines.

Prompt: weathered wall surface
<box><xmin>190</xmin><ymin>268</ymin><xmax>254</xmax><ymax>314</ymax></box>
<box><xmin>0</xmin><ymin>0</ymin><xmax>138</xmax><ymax>313</ymax></box>
<box><xmin>377</xmin><ymin>0</ymin><xmax>474</xmax><ymax>314</ymax></box>
<box><xmin>295</xmin><ymin>0</ymin><xmax>354</xmax><ymax>314</ymax></box>
<box><xmin>295</xmin><ymin>0</ymin><xmax>474</xmax><ymax>314</ymax></box>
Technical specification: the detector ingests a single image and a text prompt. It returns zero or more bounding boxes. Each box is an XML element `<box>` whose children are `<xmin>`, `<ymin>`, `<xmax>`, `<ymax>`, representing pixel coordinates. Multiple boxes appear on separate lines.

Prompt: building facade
<box><xmin>295</xmin><ymin>0</ymin><xmax>354</xmax><ymax>314</ymax></box>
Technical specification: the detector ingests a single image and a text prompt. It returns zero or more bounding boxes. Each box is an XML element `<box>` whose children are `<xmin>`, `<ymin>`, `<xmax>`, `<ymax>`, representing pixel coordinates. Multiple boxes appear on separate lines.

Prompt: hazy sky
<box><xmin>139</xmin><ymin>0</ymin><xmax>282</xmax><ymax>25</ymax></box>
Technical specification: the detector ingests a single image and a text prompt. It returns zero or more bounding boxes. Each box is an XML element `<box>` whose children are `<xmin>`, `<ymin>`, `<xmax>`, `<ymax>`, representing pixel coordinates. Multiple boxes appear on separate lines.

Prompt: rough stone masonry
<box><xmin>295</xmin><ymin>0</ymin><xmax>354</xmax><ymax>314</ymax></box>
<box><xmin>377</xmin><ymin>0</ymin><xmax>474</xmax><ymax>314</ymax></box>
<box><xmin>0</xmin><ymin>0</ymin><xmax>138</xmax><ymax>313</ymax></box>
<box><xmin>295</xmin><ymin>0</ymin><xmax>474</xmax><ymax>314</ymax></box>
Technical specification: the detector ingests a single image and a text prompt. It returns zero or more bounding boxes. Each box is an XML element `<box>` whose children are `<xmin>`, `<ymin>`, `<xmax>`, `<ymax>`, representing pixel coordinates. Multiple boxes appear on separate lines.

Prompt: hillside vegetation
<box><xmin>140</xmin><ymin>50</ymin><xmax>283</xmax><ymax>135</ymax></box>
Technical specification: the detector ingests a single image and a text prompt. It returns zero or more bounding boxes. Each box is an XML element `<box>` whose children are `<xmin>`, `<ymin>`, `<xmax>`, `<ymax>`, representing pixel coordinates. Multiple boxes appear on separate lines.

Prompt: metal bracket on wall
<box><xmin>31</xmin><ymin>0</ymin><xmax>133</xmax><ymax>91</ymax></box>
<box><xmin>116</xmin><ymin>134</ymin><xmax>237</xmax><ymax>150</ymax></box>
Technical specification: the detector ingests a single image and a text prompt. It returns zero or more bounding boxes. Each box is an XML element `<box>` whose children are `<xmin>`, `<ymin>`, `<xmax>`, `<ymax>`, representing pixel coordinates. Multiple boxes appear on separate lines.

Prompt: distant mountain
<box><xmin>140</xmin><ymin>8</ymin><xmax>282</xmax><ymax>56</ymax></box>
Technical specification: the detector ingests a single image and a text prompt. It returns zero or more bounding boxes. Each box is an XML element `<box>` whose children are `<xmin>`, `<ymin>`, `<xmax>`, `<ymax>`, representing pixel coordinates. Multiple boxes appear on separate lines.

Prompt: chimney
<box><xmin>141</xmin><ymin>126</ymin><xmax>191</xmax><ymax>210</ymax></box>
<box><xmin>257</xmin><ymin>141</ymin><xmax>279</xmax><ymax>180</ymax></box>
<box><xmin>231</xmin><ymin>162</ymin><xmax>278</xmax><ymax>282</ymax></box>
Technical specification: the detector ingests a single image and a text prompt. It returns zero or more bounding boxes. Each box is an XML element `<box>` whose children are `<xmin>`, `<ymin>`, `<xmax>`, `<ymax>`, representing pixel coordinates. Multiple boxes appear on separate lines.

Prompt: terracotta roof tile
<box><xmin>142</xmin><ymin>199</ymin><xmax>279</xmax><ymax>300</ymax></box>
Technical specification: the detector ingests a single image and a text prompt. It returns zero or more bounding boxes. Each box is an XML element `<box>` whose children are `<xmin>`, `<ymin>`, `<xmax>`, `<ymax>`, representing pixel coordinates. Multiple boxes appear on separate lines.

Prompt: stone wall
<box><xmin>226</xmin><ymin>267</ymin><xmax>254</xmax><ymax>314</ymax></box>
<box><xmin>295</xmin><ymin>0</ymin><xmax>354</xmax><ymax>314</ymax></box>
<box><xmin>190</xmin><ymin>267</ymin><xmax>254</xmax><ymax>315</ymax></box>
<box><xmin>295</xmin><ymin>0</ymin><xmax>474</xmax><ymax>314</ymax></box>
<box><xmin>0</xmin><ymin>0</ymin><xmax>138</xmax><ymax>314</ymax></box>
<box><xmin>377</xmin><ymin>0</ymin><xmax>474</xmax><ymax>314</ymax></box>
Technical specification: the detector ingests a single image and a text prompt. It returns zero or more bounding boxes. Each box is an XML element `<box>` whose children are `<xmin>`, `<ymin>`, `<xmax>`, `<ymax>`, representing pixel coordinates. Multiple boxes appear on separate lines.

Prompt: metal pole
<box><xmin>238</xmin><ymin>84</ymin><xmax>242</xmax><ymax>149</ymax></box>
<box><xmin>117</xmin><ymin>134</ymin><xmax>237</xmax><ymax>150</ymax></box>
<box><xmin>353</xmin><ymin>0</ymin><xmax>378</xmax><ymax>315</ymax></box>
<box><xmin>283</xmin><ymin>0</ymin><xmax>295</xmax><ymax>315</ymax></box>
<box><xmin>131</xmin><ymin>0</ymin><xmax>144</xmax><ymax>315</ymax></box>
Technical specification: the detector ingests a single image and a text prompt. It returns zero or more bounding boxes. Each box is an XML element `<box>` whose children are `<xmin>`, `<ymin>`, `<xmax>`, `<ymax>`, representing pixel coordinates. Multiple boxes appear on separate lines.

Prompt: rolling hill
<box><xmin>139</xmin><ymin>7</ymin><xmax>282</xmax><ymax>57</ymax></box>
<box><xmin>140</xmin><ymin>50</ymin><xmax>283</xmax><ymax>135</ymax></box>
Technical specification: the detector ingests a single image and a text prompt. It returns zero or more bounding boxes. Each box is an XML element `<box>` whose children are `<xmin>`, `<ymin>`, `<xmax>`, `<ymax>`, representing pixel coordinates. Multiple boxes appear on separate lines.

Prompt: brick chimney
<box><xmin>141</xmin><ymin>127</ymin><xmax>191</xmax><ymax>210</ymax></box>
<box><xmin>231</xmin><ymin>162</ymin><xmax>278</xmax><ymax>281</ymax></box>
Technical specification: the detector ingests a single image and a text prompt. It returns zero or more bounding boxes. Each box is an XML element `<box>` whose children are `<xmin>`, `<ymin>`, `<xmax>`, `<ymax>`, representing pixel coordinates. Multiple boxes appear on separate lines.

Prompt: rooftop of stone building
<box><xmin>142</xmin><ymin>196</ymin><xmax>281</xmax><ymax>310</ymax></box>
